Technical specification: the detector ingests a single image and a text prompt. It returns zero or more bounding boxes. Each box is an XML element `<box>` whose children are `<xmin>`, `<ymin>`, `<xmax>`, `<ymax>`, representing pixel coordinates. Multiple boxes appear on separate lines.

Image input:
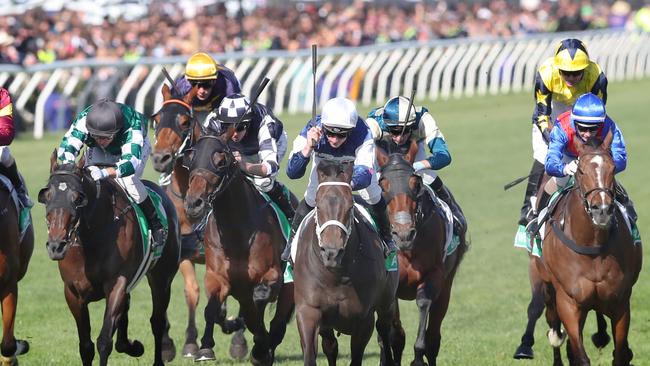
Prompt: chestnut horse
<box><xmin>293</xmin><ymin>159</ymin><xmax>399</xmax><ymax>366</ymax></box>
<box><xmin>0</xmin><ymin>174</ymin><xmax>33</xmax><ymax>365</ymax></box>
<box><xmin>183</xmin><ymin>130</ymin><xmax>293</xmax><ymax>364</ymax></box>
<box><xmin>376</xmin><ymin>141</ymin><xmax>468</xmax><ymax>366</ymax></box>
<box><xmin>38</xmin><ymin>154</ymin><xmax>180</xmax><ymax>366</ymax></box>
<box><xmin>534</xmin><ymin>133</ymin><xmax>641</xmax><ymax>366</ymax></box>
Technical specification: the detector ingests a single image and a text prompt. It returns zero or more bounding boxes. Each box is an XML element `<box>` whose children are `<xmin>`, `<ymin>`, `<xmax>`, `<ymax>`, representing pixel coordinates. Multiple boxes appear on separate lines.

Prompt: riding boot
<box><xmin>526</xmin><ymin>191</ymin><xmax>551</xmax><ymax>236</ymax></box>
<box><xmin>430</xmin><ymin>176</ymin><xmax>463</xmax><ymax>234</ymax></box>
<box><xmin>0</xmin><ymin>162</ymin><xmax>33</xmax><ymax>208</ymax></box>
<box><xmin>369</xmin><ymin>197</ymin><xmax>398</xmax><ymax>256</ymax></box>
<box><xmin>615</xmin><ymin>182</ymin><xmax>641</xmax><ymax>245</ymax></box>
<box><xmin>139</xmin><ymin>196</ymin><xmax>167</xmax><ymax>252</ymax></box>
<box><xmin>266</xmin><ymin>181</ymin><xmax>295</xmax><ymax>222</ymax></box>
<box><xmin>515</xmin><ymin>160</ymin><xmax>544</xmax><ymax>247</ymax></box>
<box><xmin>281</xmin><ymin>199</ymin><xmax>313</xmax><ymax>262</ymax></box>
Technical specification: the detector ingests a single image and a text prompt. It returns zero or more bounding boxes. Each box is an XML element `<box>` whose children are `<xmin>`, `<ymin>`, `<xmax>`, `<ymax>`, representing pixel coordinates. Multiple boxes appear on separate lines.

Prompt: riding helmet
<box><xmin>86</xmin><ymin>99</ymin><xmax>124</xmax><ymax>137</ymax></box>
<box><xmin>321</xmin><ymin>97</ymin><xmax>357</xmax><ymax>133</ymax></box>
<box><xmin>382</xmin><ymin>96</ymin><xmax>417</xmax><ymax>126</ymax></box>
<box><xmin>185</xmin><ymin>52</ymin><xmax>220</xmax><ymax>81</ymax></box>
<box><xmin>571</xmin><ymin>93</ymin><xmax>606</xmax><ymax>127</ymax></box>
<box><xmin>554</xmin><ymin>38</ymin><xmax>590</xmax><ymax>72</ymax></box>
<box><xmin>216</xmin><ymin>93</ymin><xmax>252</xmax><ymax>124</ymax></box>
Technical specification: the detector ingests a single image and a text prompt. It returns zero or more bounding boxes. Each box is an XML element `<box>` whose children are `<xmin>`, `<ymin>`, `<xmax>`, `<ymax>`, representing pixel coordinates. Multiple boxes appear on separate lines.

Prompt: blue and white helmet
<box><xmin>382</xmin><ymin>96</ymin><xmax>416</xmax><ymax>127</ymax></box>
<box><xmin>216</xmin><ymin>93</ymin><xmax>252</xmax><ymax>124</ymax></box>
<box><xmin>571</xmin><ymin>92</ymin><xmax>605</xmax><ymax>128</ymax></box>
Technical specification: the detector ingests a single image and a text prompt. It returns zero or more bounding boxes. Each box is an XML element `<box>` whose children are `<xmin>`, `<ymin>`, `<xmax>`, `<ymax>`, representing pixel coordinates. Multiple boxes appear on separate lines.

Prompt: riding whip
<box><xmin>161</xmin><ymin>67</ymin><xmax>182</xmax><ymax>96</ymax></box>
<box><xmin>399</xmin><ymin>87</ymin><xmax>417</xmax><ymax>140</ymax></box>
<box><xmin>503</xmin><ymin>173</ymin><xmax>532</xmax><ymax>191</ymax></box>
<box><xmin>311</xmin><ymin>44</ymin><xmax>318</xmax><ymax>148</ymax></box>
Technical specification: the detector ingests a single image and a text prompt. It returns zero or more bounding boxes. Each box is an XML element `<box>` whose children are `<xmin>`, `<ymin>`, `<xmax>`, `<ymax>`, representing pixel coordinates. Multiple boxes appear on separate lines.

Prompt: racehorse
<box><xmin>534</xmin><ymin>133</ymin><xmax>641</xmax><ymax>365</ymax></box>
<box><xmin>0</xmin><ymin>173</ymin><xmax>33</xmax><ymax>365</ymax></box>
<box><xmin>376</xmin><ymin>141</ymin><xmax>468</xmax><ymax>366</ymax></box>
<box><xmin>38</xmin><ymin>152</ymin><xmax>180</xmax><ymax>366</ymax></box>
<box><xmin>182</xmin><ymin>129</ymin><xmax>292</xmax><ymax>364</ymax></box>
<box><xmin>293</xmin><ymin>159</ymin><xmax>399</xmax><ymax>366</ymax></box>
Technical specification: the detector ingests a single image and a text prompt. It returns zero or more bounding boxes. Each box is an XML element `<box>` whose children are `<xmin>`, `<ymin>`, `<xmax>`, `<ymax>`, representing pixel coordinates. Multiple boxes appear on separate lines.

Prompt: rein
<box><xmin>315</xmin><ymin>181</ymin><xmax>353</xmax><ymax>246</ymax></box>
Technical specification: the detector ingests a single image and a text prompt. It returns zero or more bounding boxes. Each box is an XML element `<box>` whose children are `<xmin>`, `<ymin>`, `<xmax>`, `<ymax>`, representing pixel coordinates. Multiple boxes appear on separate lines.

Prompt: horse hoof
<box><xmin>14</xmin><ymin>340</ymin><xmax>28</xmax><ymax>356</ymax></box>
<box><xmin>513</xmin><ymin>344</ymin><xmax>534</xmax><ymax>359</ymax></box>
<box><xmin>250</xmin><ymin>350</ymin><xmax>273</xmax><ymax>366</ymax></box>
<box><xmin>194</xmin><ymin>348</ymin><xmax>216</xmax><ymax>362</ymax></box>
<box><xmin>229</xmin><ymin>331</ymin><xmax>248</xmax><ymax>360</ymax></box>
<box><xmin>115</xmin><ymin>339</ymin><xmax>144</xmax><ymax>357</ymax></box>
<box><xmin>161</xmin><ymin>336</ymin><xmax>176</xmax><ymax>362</ymax></box>
<box><xmin>182</xmin><ymin>342</ymin><xmax>198</xmax><ymax>358</ymax></box>
<box><xmin>591</xmin><ymin>331</ymin><xmax>611</xmax><ymax>349</ymax></box>
<box><xmin>0</xmin><ymin>355</ymin><xmax>16</xmax><ymax>366</ymax></box>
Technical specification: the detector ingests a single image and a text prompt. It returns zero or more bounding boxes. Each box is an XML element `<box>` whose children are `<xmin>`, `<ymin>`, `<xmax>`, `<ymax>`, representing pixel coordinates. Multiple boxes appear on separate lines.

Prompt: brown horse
<box><xmin>38</xmin><ymin>153</ymin><xmax>180</xmax><ymax>366</ymax></box>
<box><xmin>183</xmin><ymin>130</ymin><xmax>293</xmax><ymax>364</ymax></box>
<box><xmin>0</xmin><ymin>173</ymin><xmax>33</xmax><ymax>365</ymax></box>
<box><xmin>534</xmin><ymin>133</ymin><xmax>641</xmax><ymax>366</ymax></box>
<box><xmin>293</xmin><ymin>159</ymin><xmax>398</xmax><ymax>366</ymax></box>
<box><xmin>376</xmin><ymin>141</ymin><xmax>468</xmax><ymax>366</ymax></box>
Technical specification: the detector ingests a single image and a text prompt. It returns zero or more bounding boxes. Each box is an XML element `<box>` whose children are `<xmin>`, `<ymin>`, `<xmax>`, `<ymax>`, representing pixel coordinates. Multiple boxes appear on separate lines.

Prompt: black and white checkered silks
<box><xmin>217</xmin><ymin>94</ymin><xmax>251</xmax><ymax>124</ymax></box>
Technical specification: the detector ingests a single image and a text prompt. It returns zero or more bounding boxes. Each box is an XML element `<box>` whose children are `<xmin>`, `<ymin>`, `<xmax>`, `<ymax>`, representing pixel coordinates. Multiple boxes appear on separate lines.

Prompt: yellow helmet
<box><xmin>185</xmin><ymin>52</ymin><xmax>219</xmax><ymax>81</ymax></box>
<box><xmin>554</xmin><ymin>39</ymin><xmax>590</xmax><ymax>72</ymax></box>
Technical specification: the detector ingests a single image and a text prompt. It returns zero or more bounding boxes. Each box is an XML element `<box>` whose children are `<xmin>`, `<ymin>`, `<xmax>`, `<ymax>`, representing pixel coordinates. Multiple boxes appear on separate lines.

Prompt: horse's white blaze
<box><xmin>589</xmin><ymin>155</ymin><xmax>607</xmax><ymax>202</ymax></box>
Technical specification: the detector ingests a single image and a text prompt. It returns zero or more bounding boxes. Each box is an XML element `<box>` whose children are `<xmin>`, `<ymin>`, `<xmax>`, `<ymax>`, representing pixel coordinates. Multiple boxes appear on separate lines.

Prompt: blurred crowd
<box><xmin>1</xmin><ymin>0</ymin><xmax>650</xmax><ymax>65</ymax></box>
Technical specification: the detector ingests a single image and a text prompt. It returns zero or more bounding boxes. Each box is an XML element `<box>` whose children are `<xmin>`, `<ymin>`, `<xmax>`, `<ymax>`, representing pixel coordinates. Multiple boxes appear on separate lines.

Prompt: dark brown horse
<box><xmin>376</xmin><ymin>142</ymin><xmax>468</xmax><ymax>366</ymax></box>
<box><xmin>534</xmin><ymin>133</ymin><xmax>641</xmax><ymax>366</ymax></box>
<box><xmin>293</xmin><ymin>159</ymin><xmax>398</xmax><ymax>366</ymax></box>
<box><xmin>0</xmin><ymin>173</ymin><xmax>33</xmax><ymax>365</ymax></box>
<box><xmin>38</xmin><ymin>153</ymin><xmax>180</xmax><ymax>366</ymax></box>
<box><xmin>183</xmin><ymin>130</ymin><xmax>292</xmax><ymax>364</ymax></box>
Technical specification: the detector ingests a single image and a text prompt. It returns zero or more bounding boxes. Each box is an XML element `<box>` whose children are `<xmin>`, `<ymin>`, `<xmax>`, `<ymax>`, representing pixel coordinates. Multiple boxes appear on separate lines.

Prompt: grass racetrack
<box><xmin>10</xmin><ymin>78</ymin><xmax>650</xmax><ymax>365</ymax></box>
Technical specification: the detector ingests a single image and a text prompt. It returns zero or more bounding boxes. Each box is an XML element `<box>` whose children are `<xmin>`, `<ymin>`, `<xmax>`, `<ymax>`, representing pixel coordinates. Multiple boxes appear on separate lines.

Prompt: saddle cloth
<box><xmin>0</xmin><ymin>174</ymin><xmax>31</xmax><ymax>242</ymax></box>
<box><xmin>421</xmin><ymin>184</ymin><xmax>460</xmax><ymax>258</ymax></box>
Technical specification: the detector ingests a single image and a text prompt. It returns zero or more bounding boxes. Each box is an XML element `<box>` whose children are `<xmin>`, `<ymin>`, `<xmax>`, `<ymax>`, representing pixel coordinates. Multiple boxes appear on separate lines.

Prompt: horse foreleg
<box><xmin>269</xmin><ymin>281</ymin><xmax>295</xmax><ymax>354</ymax></box>
<box><xmin>555</xmin><ymin>291</ymin><xmax>589</xmax><ymax>366</ymax></box>
<box><xmin>411</xmin><ymin>283</ymin><xmax>433</xmax><ymax>366</ymax></box>
<box><xmin>241</xmin><ymin>298</ymin><xmax>273</xmax><ymax>365</ymax></box>
<box><xmin>611</xmin><ymin>304</ymin><xmax>633</xmax><ymax>366</ymax></box>
<box><xmin>148</xmin><ymin>271</ymin><xmax>174</xmax><ymax>366</ymax></box>
<box><xmin>543</xmin><ymin>284</ymin><xmax>564</xmax><ymax>366</ymax></box>
<box><xmin>114</xmin><ymin>294</ymin><xmax>144</xmax><ymax>357</ymax></box>
<box><xmin>179</xmin><ymin>259</ymin><xmax>200</xmax><ymax>357</ymax></box>
<box><xmin>196</xmin><ymin>276</ymin><xmax>229</xmax><ymax>362</ymax></box>
<box><xmin>97</xmin><ymin>277</ymin><xmax>128</xmax><ymax>366</ymax></box>
<box><xmin>591</xmin><ymin>311</ymin><xmax>611</xmax><ymax>349</ymax></box>
<box><xmin>424</xmin><ymin>279</ymin><xmax>454</xmax><ymax>366</ymax></box>
<box><xmin>390</xmin><ymin>302</ymin><xmax>405</xmax><ymax>366</ymax></box>
<box><xmin>64</xmin><ymin>286</ymin><xmax>94</xmax><ymax>366</ymax></box>
<box><xmin>349</xmin><ymin>314</ymin><xmax>374</xmax><ymax>366</ymax></box>
<box><xmin>320</xmin><ymin>328</ymin><xmax>338</xmax><ymax>366</ymax></box>
<box><xmin>376</xmin><ymin>303</ymin><xmax>396</xmax><ymax>366</ymax></box>
<box><xmin>296</xmin><ymin>304</ymin><xmax>321</xmax><ymax>366</ymax></box>
<box><xmin>0</xmin><ymin>283</ymin><xmax>18</xmax><ymax>363</ymax></box>
<box><xmin>514</xmin><ymin>258</ymin><xmax>546</xmax><ymax>359</ymax></box>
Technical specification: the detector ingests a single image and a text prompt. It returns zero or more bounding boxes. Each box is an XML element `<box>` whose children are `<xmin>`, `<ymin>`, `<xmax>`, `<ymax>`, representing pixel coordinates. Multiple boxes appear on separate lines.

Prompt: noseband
<box><xmin>155</xmin><ymin>99</ymin><xmax>195</xmax><ymax>159</ymax></box>
<box><xmin>574</xmin><ymin>154</ymin><xmax>615</xmax><ymax>216</ymax></box>
<box><xmin>315</xmin><ymin>181</ymin><xmax>353</xmax><ymax>246</ymax></box>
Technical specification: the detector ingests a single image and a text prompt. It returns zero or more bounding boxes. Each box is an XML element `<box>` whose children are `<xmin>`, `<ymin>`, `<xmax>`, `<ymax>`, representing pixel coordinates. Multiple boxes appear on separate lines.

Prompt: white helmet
<box><xmin>321</xmin><ymin>97</ymin><xmax>358</xmax><ymax>132</ymax></box>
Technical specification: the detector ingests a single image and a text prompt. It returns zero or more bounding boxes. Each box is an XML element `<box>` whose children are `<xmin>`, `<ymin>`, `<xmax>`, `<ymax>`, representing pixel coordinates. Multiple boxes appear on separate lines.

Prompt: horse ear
<box><xmin>574</xmin><ymin>132</ymin><xmax>586</xmax><ymax>156</ymax></box>
<box><xmin>601</xmin><ymin>130</ymin><xmax>613</xmax><ymax>151</ymax></box>
<box><xmin>49</xmin><ymin>149</ymin><xmax>58</xmax><ymax>173</ymax></box>
<box><xmin>184</xmin><ymin>86</ymin><xmax>198</xmax><ymax>104</ymax></box>
<box><xmin>161</xmin><ymin>83</ymin><xmax>172</xmax><ymax>101</ymax></box>
<box><xmin>343</xmin><ymin>161</ymin><xmax>354</xmax><ymax>183</ymax></box>
<box><xmin>404</xmin><ymin>139</ymin><xmax>418</xmax><ymax>164</ymax></box>
<box><xmin>379</xmin><ymin>176</ymin><xmax>390</xmax><ymax>193</ymax></box>
<box><xmin>376</xmin><ymin>145</ymin><xmax>389</xmax><ymax>168</ymax></box>
<box><xmin>77</xmin><ymin>151</ymin><xmax>86</xmax><ymax>170</ymax></box>
<box><xmin>221</xmin><ymin>125</ymin><xmax>235</xmax><ymax>143</ymax></box>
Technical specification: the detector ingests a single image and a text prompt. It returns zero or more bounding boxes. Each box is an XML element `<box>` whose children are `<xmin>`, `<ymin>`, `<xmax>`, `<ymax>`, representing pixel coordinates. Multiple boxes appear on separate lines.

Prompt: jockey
<box><xmin>173</xmin><ymin>52</ymin><xmax>241</xmax><ymax>123</ymax></box>
<box><xmin>515</xmin><ymin>38</ymin><xmax>608</xmax><ymax>247</ymax></box>
<box><xmin>57</xmin><ymin>99</ymin><xmax>167</xmax><ymax>250</ymax></box>
<box><xmin>366</xmin><ymin>96</ymin><xmax>462</xmax><ymax>227</ymax></box>
<box><xmin>282</xmin><ymin>97</ymin><xmax>397</xmax><ymax>261</ymax></box>
<box><xmin>0</xmin><ymin>87</ymin><xmax>32</xmax><ymax>208</ymax></box>
<box><xmin>540</xmin><ymin>93</ymin><xmax>640</xmax><ymax>245</ymax></box>
<box><xmin>203</xmin><ymin>93</ymin><xmax>294</xmax><ymax>221</ymax></box>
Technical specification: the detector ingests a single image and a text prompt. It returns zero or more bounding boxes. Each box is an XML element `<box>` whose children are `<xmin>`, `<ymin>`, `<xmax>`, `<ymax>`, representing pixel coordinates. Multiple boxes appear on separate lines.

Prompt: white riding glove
<box><xmin>563</xmin><ymin>160</ymin><xmax>578</xmax><ymax>176</ymax></box>
<box><xmin>88</xmin><ymin>166</ymin><xmax>110</xmax><ymax>181</ymax></box>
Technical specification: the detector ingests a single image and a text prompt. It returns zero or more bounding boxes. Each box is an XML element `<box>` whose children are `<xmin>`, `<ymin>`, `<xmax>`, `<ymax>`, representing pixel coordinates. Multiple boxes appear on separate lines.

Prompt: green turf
<box><xmin>10</xmin><ymin>78</ymin><xmax>650</xmax><ymax>365</ymax></box>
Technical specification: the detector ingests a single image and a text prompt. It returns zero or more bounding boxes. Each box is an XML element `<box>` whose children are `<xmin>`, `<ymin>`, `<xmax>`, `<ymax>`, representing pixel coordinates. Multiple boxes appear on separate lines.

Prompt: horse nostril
<box><xmin>160</xmin><ymin>153</ymin><xmax>172</xmax><ymax>164</ymax></box>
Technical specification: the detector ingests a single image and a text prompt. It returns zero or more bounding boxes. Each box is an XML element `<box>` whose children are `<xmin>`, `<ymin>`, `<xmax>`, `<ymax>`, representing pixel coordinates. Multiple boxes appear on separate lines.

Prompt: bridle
<box><xmin>153</xmin><ymin>99</ymin><xmax>196</xmax><ymax>161</ymax></box>
<box><xmin>574</xmin><ymin>153</ymin><xmax>615</xmax><ymax>217</ymax></box>
<box><xmin>186</xmin><ymin>135</ymin><xmax>239</xmax><ymax>204</ymax></box>
<box><xmin>314</xmin><ymin>181</ymin><xmax>354</xmax><ymax>247</ymax></box>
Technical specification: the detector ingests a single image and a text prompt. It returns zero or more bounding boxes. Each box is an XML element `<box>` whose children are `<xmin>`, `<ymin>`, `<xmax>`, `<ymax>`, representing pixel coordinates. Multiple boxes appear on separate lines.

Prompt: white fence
<box><xmin>1</xmin><ymin>29</ymin><xmax>649</xmax><ymax>139</ymax></box>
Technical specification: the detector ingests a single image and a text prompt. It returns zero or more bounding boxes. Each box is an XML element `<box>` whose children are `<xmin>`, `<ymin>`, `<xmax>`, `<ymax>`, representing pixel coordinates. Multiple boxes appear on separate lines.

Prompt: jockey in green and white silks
<box><xmin>57</xmin><ymin>99</ymin><xmax>167</xmax><ymax>249</ymax></box>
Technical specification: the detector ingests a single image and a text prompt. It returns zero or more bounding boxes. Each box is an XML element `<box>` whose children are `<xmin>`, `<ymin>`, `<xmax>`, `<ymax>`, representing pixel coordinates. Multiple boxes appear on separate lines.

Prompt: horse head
<box><xmin>38</xmin><ymin>151</ymin><xmax>87</xmax><ymax>260</ymax></box>
<box><xmin>377</xmin><ymin>140</ymin><xmax>422</xmax><ymax>250</ymax></box>
<box><xmin>574</xmin><ymin>131</ymin><xmax>616</xmax><ymax>228</ymax></box>
<box><xmin>150</xmin><ymin>85</ymin><xmax>198</xmax><ymax>173</ymax></box>
<box><xmin>183</xmin><ymin>127</ymin><xmax>238</xmax><ymax>222</ymax></box>
<box><xmin>314</xmin><ymin>159</ymin><xmax>354</xmax><ymax>269</ymax></box>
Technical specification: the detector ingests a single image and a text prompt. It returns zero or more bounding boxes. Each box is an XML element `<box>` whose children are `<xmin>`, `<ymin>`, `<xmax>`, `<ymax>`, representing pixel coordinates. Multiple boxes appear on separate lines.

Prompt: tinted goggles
<box><xmin>189</xmin><ymin>80</ymin><xmax>215</xmax><ymax>89</ymax></box>
<box><xmin>576</xmin><ymin>124</ymin><xmax>600</xmax><ymax>133</ymax></box>
<box><xmin>560</xmin><ymin>69</ymin><xmax>584</xmax><ymax>78</ymax></box>
<box><xmin>387</xmin><ymin>125</ymin><xmax>413</xmax><ymax>135</ymax></box>
<box><xmin>323</xmin><ymin>126</ymin><xmax>351</xmax><ymax>138</ymax></box>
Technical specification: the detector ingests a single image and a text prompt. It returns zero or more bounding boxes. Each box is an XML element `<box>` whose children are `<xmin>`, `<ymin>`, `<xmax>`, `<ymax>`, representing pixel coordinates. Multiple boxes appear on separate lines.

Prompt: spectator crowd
<box><xmin>1</xmin><ymin>0</ymin><xmax>649</xmax><ymax>66</ymax></box>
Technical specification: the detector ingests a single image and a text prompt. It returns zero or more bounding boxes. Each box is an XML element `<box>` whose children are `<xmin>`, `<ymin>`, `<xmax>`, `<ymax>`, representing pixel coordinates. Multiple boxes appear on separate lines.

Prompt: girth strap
<box><xmin>550</xmin><ymin>220</ymin><xmax>609</xmax><ymax>256</ymax></box>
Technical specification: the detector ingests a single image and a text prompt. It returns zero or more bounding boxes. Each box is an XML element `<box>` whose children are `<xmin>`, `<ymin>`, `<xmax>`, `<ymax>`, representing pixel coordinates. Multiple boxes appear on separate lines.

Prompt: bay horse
<box><xmin>38</xmin><ymin>153</ymin><xmax>180</xmax><ymax>366</ymax></box>
<box><xmin>293</xmin><ymin>159</ymin><xmax>399</xmax><ymax>366</ymax></box>
<box><xmin>534</xmin><ymin>132</ymin><xmax>641</xmax><ymax>366</ymax></box>
<box><xmin>376</xmin><ymin>141</ymin><xmax>468</xmax><ymax>366</ymax></box>
<box><xmin>0</xmin><ymin>173</ymin><xmax>33</xmax><ymax>365</ymax></box>
<box><xmin>182</xmin><ymin>129</ymin><xmax>293</xmax><ymax>364</ymax></box>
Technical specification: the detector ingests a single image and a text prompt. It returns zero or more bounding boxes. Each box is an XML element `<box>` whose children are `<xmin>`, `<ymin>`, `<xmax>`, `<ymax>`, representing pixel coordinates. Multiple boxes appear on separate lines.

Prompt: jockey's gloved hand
<box><xmin>563</xmin><ymin>160</ymin><xmax>578</xmax><ymax>176</ymax></box>
<box><xmin>88</xmin><ymin>166</ymin><xmax>110</xmax><ymax>181</ymax></box>
<box><xmin>413</xmin><ymin>161</ymin><xmax>427</xmax><ymax>171</ymax></box>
